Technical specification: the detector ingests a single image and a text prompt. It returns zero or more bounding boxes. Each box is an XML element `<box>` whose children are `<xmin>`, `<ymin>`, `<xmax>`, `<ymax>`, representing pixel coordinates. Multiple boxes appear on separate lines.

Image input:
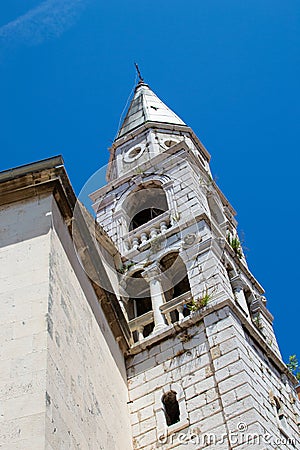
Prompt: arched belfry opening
<box><xmin>130</xmin><ymin>206</ymin><xmax>165</xmax><ymax>231</ymax></box>
<box><xmin>207</xmin><ymin>194</ymin><xmax>225</xmax><ymax>226</ymax></box>
<box><xmin>125</xmin><ymin>271</ymin><xmax>154</xmax><ymax>341</ymax></box>
<box><xmin>160</xmin><ymin>252</ymin><xmax>191</xmax><ymax>298</ymax></box>
<box><xmin>160</xmin><ymin>252</ymin><xmax>191</xmax><ymax>323</ymax></box>
<box><xmin>126</xmin><ymin>182</ymin><xmax>168</xmax><ymax>231</ymax></box>
<box><xmin>162</xmin><ymin>391</ymin><xmax>180</xmax><ymax>426</ymax></box>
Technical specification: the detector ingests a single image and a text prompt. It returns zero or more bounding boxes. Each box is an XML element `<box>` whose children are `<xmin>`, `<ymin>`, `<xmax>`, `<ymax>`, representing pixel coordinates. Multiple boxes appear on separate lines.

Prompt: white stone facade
<box><xmin>45</xmin><ymin>200</ymin><xmax>132</xmax><ymax>450</ymax></box>
<box><xmin>0</xmin><ymin>165</ymin><xmax>133</xmax><ymax>450</ymax></box>
<box><xmin>0</xmin><ymin>197</ymin><xmax>51</xmax><ymax>449</ymax></box>
<box><xmin>126</xmin><ymin>304</ymin><xmax>300</xmax><ymax>449</ymax></box>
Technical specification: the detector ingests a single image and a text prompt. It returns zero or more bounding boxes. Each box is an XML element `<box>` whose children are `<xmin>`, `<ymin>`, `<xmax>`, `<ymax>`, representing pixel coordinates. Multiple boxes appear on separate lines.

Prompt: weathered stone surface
<box><xmin>0</xmin><ymin>194</ymin><xmax>133</xmax><ymax>449</ymax></box>
<box><xmin>126</xmin><ymin>309</ymin><xmax>300</xmax><ymax>449</ymax></box>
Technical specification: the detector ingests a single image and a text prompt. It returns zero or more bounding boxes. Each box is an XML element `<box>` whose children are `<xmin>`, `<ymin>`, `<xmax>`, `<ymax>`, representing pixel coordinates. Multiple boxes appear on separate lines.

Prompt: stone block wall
<box><xmin>45</xmin><ymin>201</ymin><xmax>133</xmax><ymax>450</ymax></box>
<box><xmin>0</xmin><ymin>194</ymin><xmax>133</xmax><ymax>450</ymax></box>
<box><xmin>0</xmin><ymin>196</ymin><xmax>52</xmax><ymax>449</ymax></box>
<box><xmin>126</xmin><ymin>305</ymin><xmax>300</xmax><ymax>449</ymax></box>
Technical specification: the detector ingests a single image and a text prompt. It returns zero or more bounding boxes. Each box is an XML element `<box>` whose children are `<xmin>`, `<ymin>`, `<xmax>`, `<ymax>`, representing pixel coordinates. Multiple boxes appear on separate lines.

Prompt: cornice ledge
<box><xmin>251</xmin><ymin>297</ymin><xmax>274</xmax><ymax>324</ymax></box>
<box><xmin>125</xmin><ymin>298</ymin><xmax>297</xmax><ymax>386</ymax></box>
<box><xmin>91</xmin><ymin>141</ymin><xmax>196</xmax><ymax>201</ymax></box>
<box><xmin>225</xmin><ymin>241</ymin><xmax>264</xmax><ymax>294</ymax></box>
<box><xmin>112</xmin><ymin>122</ymin><xmax>191</xmax><ymax>150</ymax></box>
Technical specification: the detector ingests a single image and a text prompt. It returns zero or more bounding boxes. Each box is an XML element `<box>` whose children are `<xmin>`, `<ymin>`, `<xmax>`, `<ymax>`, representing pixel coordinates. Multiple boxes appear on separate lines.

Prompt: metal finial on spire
<box><xmin>134</xmin><ymin>63</ymin><xmax>144</xmax><ymax>83</ymax></box>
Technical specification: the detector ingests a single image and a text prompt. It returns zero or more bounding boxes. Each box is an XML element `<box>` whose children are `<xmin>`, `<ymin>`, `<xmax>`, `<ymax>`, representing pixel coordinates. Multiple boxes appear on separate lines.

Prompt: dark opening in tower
<box><xmin>125</xmin><ymin>271</ymin><xmax>154</xmax><ymax>340</ymax></box>
<box><xmin>162</xmin><ymin>391</ymin><xmax>180</xmax><ymax>426</ymax></box>
<box><xmin>128</xmin><ymin>183</ymin><xmax>168</xmax><ymax>231</ymax></box>
<box><xmin>160</xmin><ymin>252</ymin><xmax>191</xmax><ymax>322</ymax></box>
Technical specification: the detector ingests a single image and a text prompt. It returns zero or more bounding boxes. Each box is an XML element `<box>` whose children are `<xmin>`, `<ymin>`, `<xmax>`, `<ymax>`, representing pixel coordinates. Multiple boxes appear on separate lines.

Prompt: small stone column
<box><xmin>136</xmin><ymin>326</ymin><xmax>145</xmax><ymax>342</ymax></box>
<box><xmin>142</xmin><ymin>263</ymin><xmax>167</xmax><ymax>332</ymax></box>
<box><xmin>177</xmin><ymin>305</ymin><xmax>185</xmax><ymax>321</ymax></box>
<box><xmin>231</xmin><ymin>274</ymin><xmax>249</xmax><ymax>315</ymax></box>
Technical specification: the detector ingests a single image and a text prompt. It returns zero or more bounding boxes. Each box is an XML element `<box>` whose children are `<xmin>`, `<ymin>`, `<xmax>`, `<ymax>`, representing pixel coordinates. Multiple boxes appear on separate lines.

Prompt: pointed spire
<box><xmin>116</xmin><ymin>81</ymin><xmax>186</xmax><ymax>139</ymax></box>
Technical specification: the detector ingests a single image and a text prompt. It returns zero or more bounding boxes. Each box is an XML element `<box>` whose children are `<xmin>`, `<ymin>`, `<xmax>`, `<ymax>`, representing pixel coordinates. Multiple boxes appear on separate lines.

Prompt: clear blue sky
<box><xmin>0</xmin><ymin>1</ymin><xmax>299</xmax><ymax>362</ymax></box>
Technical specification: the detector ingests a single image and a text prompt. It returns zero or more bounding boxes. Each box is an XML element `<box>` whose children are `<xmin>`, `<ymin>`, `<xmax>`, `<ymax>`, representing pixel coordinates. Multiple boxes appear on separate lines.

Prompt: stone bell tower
<box><xmin>90</xmin><ymin>80</ymin><xmax>300</xmax><ymax>449</ymax></box>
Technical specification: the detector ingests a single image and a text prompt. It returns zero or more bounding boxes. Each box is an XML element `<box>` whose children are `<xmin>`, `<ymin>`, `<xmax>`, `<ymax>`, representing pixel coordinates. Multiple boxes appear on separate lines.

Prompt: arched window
<box><xmin>127</xmin><ymin>183</ymin><xmax>168</xmax><ymax>231</ymax></box>
<box><xmin>130</xmin><ymin>207</ymin><xmax>165</xmax><ymax>230</ymax></box>
<box><xmin>207</xmin><ymin>194</ymin><xmax>225</xmax><ymax>225</ymax></box>
<box><xmin>160</xmin><ymin>252</ymin><xmax>191</xmax><ymax>322</ymax></box>
<box><xmin>244</xmin><ymin>288</ymin><xmax>253</xmax><ymax>307</ymax></box>
<box><xmin>162</xmin><ymin>391</ymin><xmax>180</xmax><ymax>426</ymax></box>
<box><xmin>125</xmin><ymin>271</ymin><xmax>154</xmax><ymax>340</ymax></box>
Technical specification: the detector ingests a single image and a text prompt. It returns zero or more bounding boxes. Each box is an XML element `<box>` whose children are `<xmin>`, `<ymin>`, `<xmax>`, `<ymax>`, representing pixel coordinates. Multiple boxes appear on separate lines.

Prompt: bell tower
<box><xmin>90</xmin><ymin>80</ymin><xmax>300</xmax><ymax>449</ymax></box>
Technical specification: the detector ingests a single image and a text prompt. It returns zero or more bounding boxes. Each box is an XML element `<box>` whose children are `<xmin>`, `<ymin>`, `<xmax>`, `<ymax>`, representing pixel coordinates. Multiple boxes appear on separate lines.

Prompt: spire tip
<box><xmin>134</xmin><ymin>63</ymin><xmax>144</xmax><ymax>83</ymax></box>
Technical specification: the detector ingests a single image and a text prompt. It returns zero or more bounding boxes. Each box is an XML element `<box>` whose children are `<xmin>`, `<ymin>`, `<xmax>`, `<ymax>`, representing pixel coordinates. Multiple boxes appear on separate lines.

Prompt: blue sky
<box><xmin>0</xmin><ymin>1</ymin><xmax>299</xmax><ymax>362</ymax></box>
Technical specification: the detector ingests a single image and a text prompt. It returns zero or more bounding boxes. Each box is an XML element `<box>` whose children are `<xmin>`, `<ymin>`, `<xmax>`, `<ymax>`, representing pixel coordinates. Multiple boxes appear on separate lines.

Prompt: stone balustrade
<box><xmin>160</xmin><ymin>291</ymin><xmax>192</xmax><ymax>324</ymax></box>
<box><xmin>128</xmin><ymin>291</ymin><xmax>192</xmax><ymax>343</ymax></box>
<box><xmin>128</xmin><ymin>310</ymin><xmax>154</xmax><ymax>342</ymax></box>
<box><xmin>124</xmin><ymin>210</ymin><xmax>171</xmax><ymax>252</ymax></box>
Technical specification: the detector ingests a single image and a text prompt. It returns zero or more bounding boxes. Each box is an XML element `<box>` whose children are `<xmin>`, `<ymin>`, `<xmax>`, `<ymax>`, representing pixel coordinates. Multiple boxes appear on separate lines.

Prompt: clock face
<box><xmin>123</xmin><ymin>145</ymin><xmax>145</xmax><ymax>163</ymax></box>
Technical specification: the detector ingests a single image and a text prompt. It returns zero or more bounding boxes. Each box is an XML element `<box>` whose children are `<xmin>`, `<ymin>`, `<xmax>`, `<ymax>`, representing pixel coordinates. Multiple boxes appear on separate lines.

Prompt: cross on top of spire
<box><xmin>134</xmin><ymin>63</ymin><xmax>144</xmax><ymax>83</ymax></box>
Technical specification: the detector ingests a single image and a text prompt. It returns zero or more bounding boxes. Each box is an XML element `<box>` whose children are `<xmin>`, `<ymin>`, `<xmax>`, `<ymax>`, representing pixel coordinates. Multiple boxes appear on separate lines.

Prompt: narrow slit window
<box><xmin>274</xmin><ymin>397</ymin><xmax>288</xmax><ymax>430</ymax></box>
<box><xmin>162</xmin><ymin>391</ymin><xmax>180</xmax><ymax>426</ymax></box>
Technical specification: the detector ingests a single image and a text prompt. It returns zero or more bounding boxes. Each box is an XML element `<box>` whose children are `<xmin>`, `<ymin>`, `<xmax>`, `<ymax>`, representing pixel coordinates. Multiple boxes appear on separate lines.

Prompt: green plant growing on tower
<box><xmin>199</xmin><ymin>173</ymin><xmax>218</xmax><ymax>188</ymax></box>
<box><xmin>117</xmin><ymin>261</ymin><xmax>135</xmax><ymax>274</ymax></box>
<box><xmin>134</xmin><ymin>166</ymin><xmax>144</xmax><ymax>175</ymax></box>
<box><xmin>227</xmin><ymin>234</ymin><xmax>243</xmax><ymax>259</ymax></box>
<box><xmin>117</xmin><ymin>265</ymin><xmax>126</xmax><ymax>274</ymax></box>
<box><xmin>187</xmin><ymin>288</ymin><xmax>212</xmax><ymax>312</ymax></box>
<box><xmin>171</xmin><ymin>213</ymin><xmax>181</xmax><ymax>223</ymax></box>
<box><xmin>252</xmin><ymin>315</ymin><xmax>263</xmax><ymax>331</ymax></box>
<box><xmin>287</xmin><ymin>355</ymin><xmax>300</xmax><ymax>381</ymax></box>
<box><xmin>199</xmin><ymin>174</ymin><xmax>216</xmax><ymax>188</ymax></box>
